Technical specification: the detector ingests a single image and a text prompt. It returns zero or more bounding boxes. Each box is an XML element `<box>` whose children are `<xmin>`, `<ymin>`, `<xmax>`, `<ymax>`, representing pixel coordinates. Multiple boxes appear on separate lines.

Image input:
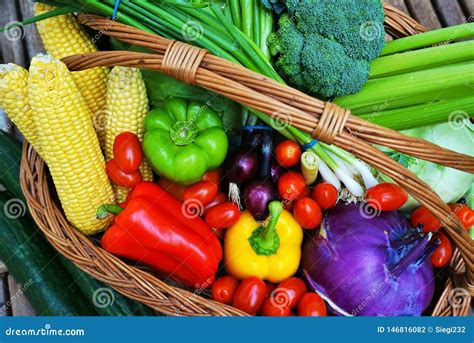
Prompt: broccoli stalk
<box><xmin>268</xmin><ymin>0</ymin><xmax>385</xmax><ymax>98</ymax></box>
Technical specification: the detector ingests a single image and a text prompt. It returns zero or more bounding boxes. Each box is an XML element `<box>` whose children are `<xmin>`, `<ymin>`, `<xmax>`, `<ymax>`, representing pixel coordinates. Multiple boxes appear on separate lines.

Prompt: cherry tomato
<box><xmin>203</xmin><ymin>192</ymin><xmax>227</xmax><ymax>215</ymax></box>
<box><xmin>211</xmin><ymin>276</ymin><xmax>239</xmax><ymax>304</ymax></box>
<box><xmin>275</xmin><ymin>277</ymin><xmax>307</xmax><ymax>308</ymax></box>
<box><xmin>106</xmin><ymin>160</ymin><xmax>142</xmax><ymax>188</ymax></box>
<box><xmin>312</xmin><ymin>182</ymin><xmax>338</xmax><ymax>209</ymax></box>
<box><xmin>264</xmin><ymin>283</ymin><xmax>277</xmax><ymax>299</ymax></box>
<box><xmin>365</xmin><ymin>183</ymin><xmax>408</xmax><ymax>211</ymax></box>
<box><xmin>410</xmin><ymin>206</ymin><xmax>442</xmax><ymax>233</ymax></box>
<box><xmin>260</xmin><ymin>298</ymin><xmax>291</xmax><ymax>316</ymax></box>
<box><xmin>449</xmin><ymin>204</ymin><xmax>474</xmax><ymax>230</ymax></box>
<box><xmin>113</xmin><ymin>132</ymin><xmax>143</xmax><ymax>173</ymax></box>
<box><xmin>158</xmin><ymin>178</ymin><xmax>186</xmax><ymax>201</ymax></box>
<box><xmin>293</xmin><ymin>198</ymin><xmax>322</xmax><ymax>230</ymax></box>
<box><xmin>201</xmin><ymin>169</ymin><xmax>222</xmax><ymax>184</ymax></box>
<box><xmin>275</xmin><ymin>140</ymin><xmax>301</xmax><ymax>167</ymax></box>
<box><xmin>430</xmin><ymin>233</ymin><xmax>452</xmax><ymax>268</ymax></box>
<box><xmin>278</xmin><ymin>171</ymin><xmax>307</xmax><ymax>202</ymax></box>
<box><xmin>204</xmin><ymin>202</ymin><xmax>241</xmax><ymax>229</ymax></box>
<box><xmin>183</xmin><ymin>181</ymin><xmax>218</xmax><ymax>207</ymax></box>
<box><xmin>297</xmin><ymin>293</ymin><xmax>327</xmax><ymax>316</ymax></box>
<box><xmin>232</xmin><ymin>276</ymin><xmax>266</xmax><ymax>315</ymax></box>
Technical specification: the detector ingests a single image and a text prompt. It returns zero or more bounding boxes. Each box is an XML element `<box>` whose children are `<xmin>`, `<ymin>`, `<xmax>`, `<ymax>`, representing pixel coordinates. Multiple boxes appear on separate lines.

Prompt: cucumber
<box><xmin>0</xmin><ymin>192</ymin><xmax>96</xmax><ymax>315</ymax></box>
<box><xmin>0</xmin><ymin>130</ymin><xmax>24</xmax><ymax>201</ymax></box>
<box><xmin>60</xmin><ymin>256</ymin><xmax>155</xmax><ymax>316</ymax></box>
<box><xmin>0</xmin><ymin>131</ymin><xmax>154</xmax><ymax>316</ymax></box>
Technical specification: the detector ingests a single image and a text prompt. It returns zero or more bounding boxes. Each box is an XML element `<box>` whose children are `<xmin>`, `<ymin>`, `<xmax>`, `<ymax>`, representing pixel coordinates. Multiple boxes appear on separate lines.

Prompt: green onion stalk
<box><xmin>31</xmin><ymin>0</ymin><xmax>375</xmax><ymax>194</ymax></box>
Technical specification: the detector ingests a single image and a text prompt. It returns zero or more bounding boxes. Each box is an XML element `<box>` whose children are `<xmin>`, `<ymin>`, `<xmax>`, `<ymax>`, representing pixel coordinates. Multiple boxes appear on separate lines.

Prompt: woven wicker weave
<box><xmin>20</xmin><ymin>5</ymin><xmax>472</xmax><ymax>316</ymax></box>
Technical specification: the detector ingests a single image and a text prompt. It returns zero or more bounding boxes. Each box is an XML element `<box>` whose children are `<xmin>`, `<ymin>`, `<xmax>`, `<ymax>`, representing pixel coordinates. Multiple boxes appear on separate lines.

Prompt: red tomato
<box><xmin>365</xmin><ymin>183</ymin><xmax>408</xmax><ymax>211</ymax></box>
<box><xmin>312</xmin><ymin>182</ymin><xmax>338</xmax><ymax>209</ymax></box>
<box><xmin>278</xmin><ymin>171</ymin><xmax>307</xmax><ymax>202</ymax></box>
<box><xmin>449</xmin><ymin>204</ymin><xmax>474</xmax><ymax>230</ymax></box>
<box><xmin>183</xmin><ymin>181</ymin><xmax>218</xmax><ymax>207</ymax></box>
<box><xmin>430</xmin><ymin>233</ymin><xmax>452</xmax><ymax>268</ymax></box>
<box><xmin>260</xmin><ymin>298</ymin><xmax>291</xmax><ymax>316</ymax></box>
<box><xmin>158</xmin><ymin>178</ymin><xmax>186</xmax><ymax>201</ymax></box>
<box><xmin>113</xmin><ymin>132</ymin><xmax>143</xmax><ymax>173</ymax></box>
<box><xmin>201</xmin><ymin>169</ymin><xmax>222</xmax><ymax>184</ymax></box>
<box><xmin>275</xmin><ymin>140</ymin><xmax>302</xmax><ymax>167</ymax></box>
<box><xmin>232</xmin><ymin>277</ymin><xmax>266</xmax><ymax>315</ymax></box>
<box><xmin>106</xmin><ymin>160</ymin><xmax>142</xmax><ymax>188</ymax></box>
<box><xmin>204</xmin><ymin>202</ymin><xmax>240</xmax><ymax>229</ymax></box>
<box><xmin>297</xmin><ymin>293</ymin><xmax>327</xmax><ymax>316</ymax></box>
<box><xmin>410</xmin><ymin>206</ymin><xmax>442</xmax><ymax>233</ymax></box>
<box><xmin>293</xmin><ymin>198</ymin><xmax>322</xmax><ymax>230</ymax></box>
<box><xmin>203</xmin><ymin>192</ymin><xmax>227</xmax><ymax>215</ymax></box>
<box><xmin>211</xmin><ymin>276</ymin><xmax>239</xmax><ymax>304</ymax></box>
<box><xmin>275</xmin><ymin>277</ymin><xmax>307</xmax><ymax>308</ymax></box>
<box><xmin>264</xmin><ymin>283</ymin><xmax>277</xmax><ymax>299</ymax></box>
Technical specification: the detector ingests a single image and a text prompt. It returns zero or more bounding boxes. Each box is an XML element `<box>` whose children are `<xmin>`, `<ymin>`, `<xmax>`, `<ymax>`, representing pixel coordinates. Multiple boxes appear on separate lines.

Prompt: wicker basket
<box><xmin>20</xmin><ymin>5</ymin><xmax>472</xmax><ymax>316</ymax></box>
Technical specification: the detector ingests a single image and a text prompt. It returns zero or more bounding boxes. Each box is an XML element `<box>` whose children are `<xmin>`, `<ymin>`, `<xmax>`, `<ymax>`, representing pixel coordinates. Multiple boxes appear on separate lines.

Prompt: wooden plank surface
<box><xmin>405</xmin><ymin>0</ymin><xmax>442</xmax><ymax>29</ymax></box>
<box><xmin>7</xmin><ymin>276</ymin><xmax>35</xmax><ymax>316</ymax></box>
<box><xmin>432</xmin><ymin>0</ymin><xmax>468</xmax><ymax>26</ymax></box>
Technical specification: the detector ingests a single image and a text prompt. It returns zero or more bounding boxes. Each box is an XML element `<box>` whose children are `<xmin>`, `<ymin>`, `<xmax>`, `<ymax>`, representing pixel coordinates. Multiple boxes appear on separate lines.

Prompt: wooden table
<box><xmin>0</xmin><ymin>0</ymin><xmax>472</xmax><ymax>317</ymax></box>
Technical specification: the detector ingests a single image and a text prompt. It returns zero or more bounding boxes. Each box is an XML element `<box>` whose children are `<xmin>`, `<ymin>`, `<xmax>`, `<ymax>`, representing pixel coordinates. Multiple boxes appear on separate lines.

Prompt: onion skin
<box><xmin>243</xmin><ymin>180</ymin><xmax>278</xmax><ymax>220</ymax></box>
<box><xmin>302</xmin><ymin>203</ymin><xmax>434</xmax><ymax>316</ymax></box>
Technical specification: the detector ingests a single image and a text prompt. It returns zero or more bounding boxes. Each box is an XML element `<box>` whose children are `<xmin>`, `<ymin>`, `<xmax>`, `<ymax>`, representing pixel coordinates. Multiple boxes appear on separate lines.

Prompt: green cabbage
<box><xmin>385</xmin><ymin>121</ymin><xmax>473</xmax><ymax>211</ymax></box>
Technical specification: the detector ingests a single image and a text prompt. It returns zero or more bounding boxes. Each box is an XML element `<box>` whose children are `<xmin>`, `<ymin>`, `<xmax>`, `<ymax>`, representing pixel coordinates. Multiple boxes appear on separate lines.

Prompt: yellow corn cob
<box><xmin>28</xmin><ymin>54</ymin><xmax>114</xmax><ymax>235</ymax></box>
<box><xmin>34</xmin><ymin>3</ymin><xmax>109</xmax><ymax>145</ymax></box>
<box><xmin>0</xmin><ymin>64</ymin><xmax>42</xmax><ymax>155</ymax></box>
<box><xmin>104</xmin><ymin>66</ymin><xmax>153</xmax><ymax>202</ymax></box>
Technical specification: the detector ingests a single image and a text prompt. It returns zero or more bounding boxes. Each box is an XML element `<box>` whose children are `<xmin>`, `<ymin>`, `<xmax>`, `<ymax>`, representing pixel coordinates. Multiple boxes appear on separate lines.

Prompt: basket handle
<box><xmin>62</xmin><ymin>15</ymin><xmax>474</xmax><ymax>287</ymax></box>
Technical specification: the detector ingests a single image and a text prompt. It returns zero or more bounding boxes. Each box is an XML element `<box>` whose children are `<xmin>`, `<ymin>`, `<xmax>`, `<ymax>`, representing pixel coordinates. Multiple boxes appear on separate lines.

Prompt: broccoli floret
<box><xmin>268</xmin><ymin>0</ymin><xmax>385</xmax><ymax>97</ymax></box>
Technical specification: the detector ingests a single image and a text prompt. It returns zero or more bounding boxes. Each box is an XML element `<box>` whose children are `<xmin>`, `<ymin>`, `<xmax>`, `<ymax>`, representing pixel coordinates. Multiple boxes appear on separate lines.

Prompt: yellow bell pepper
<box><xmin>224</xmin><ymin>201</ymin><xmax>303</xmax><ymax>283</ymax></box>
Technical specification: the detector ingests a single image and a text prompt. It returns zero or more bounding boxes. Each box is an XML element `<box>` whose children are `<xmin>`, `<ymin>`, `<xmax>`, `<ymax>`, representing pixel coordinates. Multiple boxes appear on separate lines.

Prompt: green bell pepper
<box><xmin>144</xmin><ymin>98</ymin><xmax>228</xmax><ymax>184</ymax></box>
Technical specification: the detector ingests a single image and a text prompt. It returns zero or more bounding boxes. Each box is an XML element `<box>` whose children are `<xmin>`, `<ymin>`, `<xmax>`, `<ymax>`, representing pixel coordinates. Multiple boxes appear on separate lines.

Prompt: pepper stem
<box><xmin>248</xmin><ymin>201</ymin><xmax>282</xmax><ymax>256</ymax></box>
<box><xmin>96</xmin><ymin>204</ymin><xmax>123</xmax><ymax>219</ymax></box>
<box><xmin>389</xmin><ymin>232</ymin><xmax>432</xmax><ymax>278</ymax></box>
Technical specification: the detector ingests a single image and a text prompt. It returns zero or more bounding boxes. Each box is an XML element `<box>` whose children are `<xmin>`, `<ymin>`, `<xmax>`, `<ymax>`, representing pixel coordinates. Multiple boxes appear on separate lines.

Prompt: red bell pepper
<box><xmin>124</xmin><ymin>182</ymin><xmax>222</xmax><ymax>261</ymax></box>
<box><xmin>100</xmin><ymin>182</ymin><xmax>222</xmax><ymax>288</ymax></box>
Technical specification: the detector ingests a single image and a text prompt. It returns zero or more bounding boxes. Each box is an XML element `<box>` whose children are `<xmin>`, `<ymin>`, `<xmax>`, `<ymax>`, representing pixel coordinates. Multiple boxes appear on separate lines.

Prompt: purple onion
<box><xmin>226</xmin><ymin>151</ymin><xmax>259</xmax><ymax>184</ymax></box>
<box><xmin>270</xmin><ymin>160</ymin><xmax>284</xmax><ymax>184</ymax></box>
<box><xmin>302</xmin><ymin>203</ymin><xmax>435</xmax><ymax>316</ymax></box>
<box><xmin>243</xmin><ymin>179</ymin><xmax>278</xmax><ymax>220</ymax></box>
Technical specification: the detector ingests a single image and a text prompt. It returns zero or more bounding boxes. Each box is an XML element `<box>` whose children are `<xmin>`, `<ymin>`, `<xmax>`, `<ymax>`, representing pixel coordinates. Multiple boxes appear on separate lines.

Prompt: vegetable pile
<box><xmin>0</xmin><ymin>0</ymin><xmax>472</xmax><ymax>317</ymax></box>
